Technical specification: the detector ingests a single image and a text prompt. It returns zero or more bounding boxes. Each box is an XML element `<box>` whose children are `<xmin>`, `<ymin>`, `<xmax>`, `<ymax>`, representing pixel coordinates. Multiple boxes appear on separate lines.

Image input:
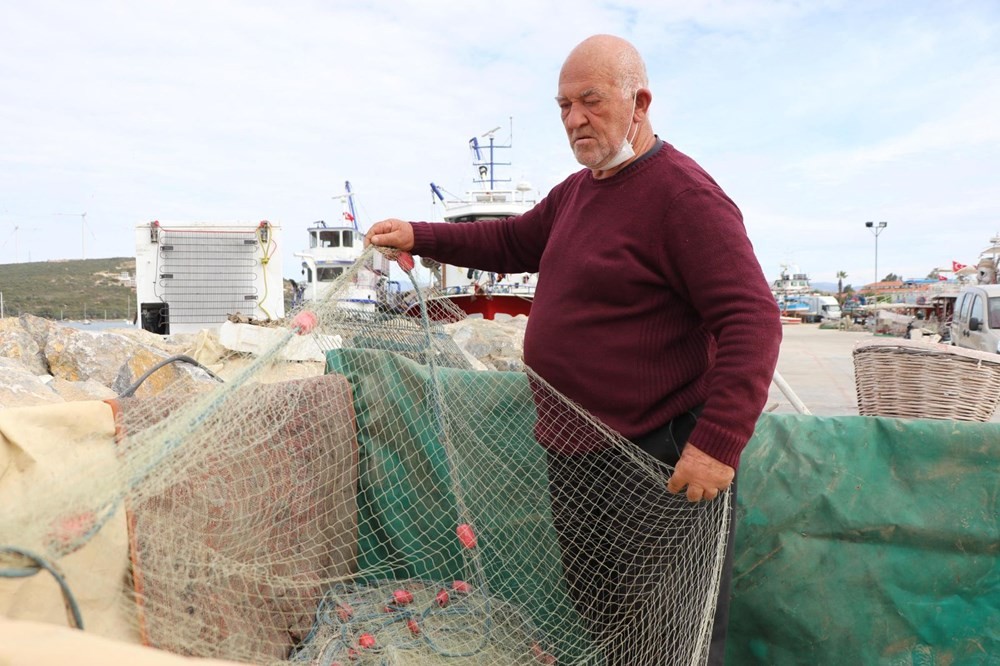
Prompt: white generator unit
<box><xmin>135</xmin><ymin>220</ymin><xmax>284</xmax><ymax>335</ymax></box>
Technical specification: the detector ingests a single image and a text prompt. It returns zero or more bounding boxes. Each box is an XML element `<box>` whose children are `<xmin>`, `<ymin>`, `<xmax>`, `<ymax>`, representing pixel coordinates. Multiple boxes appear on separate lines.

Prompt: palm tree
<box><xmin>836</xmin><ymin>271</ymin><xmax>847</xmax><ymax>303</ymax></box>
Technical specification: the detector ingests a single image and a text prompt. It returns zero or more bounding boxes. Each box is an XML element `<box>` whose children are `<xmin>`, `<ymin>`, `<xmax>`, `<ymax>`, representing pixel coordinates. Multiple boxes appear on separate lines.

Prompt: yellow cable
<box><xmin>256</xmin><ymin>223</ymin><xmax>274</xmax><ymax>321</ymax></box>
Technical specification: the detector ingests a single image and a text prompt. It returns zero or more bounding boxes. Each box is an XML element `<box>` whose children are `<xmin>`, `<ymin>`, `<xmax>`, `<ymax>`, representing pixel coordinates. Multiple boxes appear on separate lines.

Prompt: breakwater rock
<box><xmin>0</xmin><ymin>315</ymin><xmax>528</xmax><ymax>408</ymax></box>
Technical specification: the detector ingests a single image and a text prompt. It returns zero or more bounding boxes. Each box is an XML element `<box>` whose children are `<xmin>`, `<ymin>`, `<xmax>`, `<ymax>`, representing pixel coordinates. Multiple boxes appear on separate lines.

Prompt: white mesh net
<box><xmin>1</xmin><ymin>246</ymin><xmax>730</xmax><ymax>665</ymax></box>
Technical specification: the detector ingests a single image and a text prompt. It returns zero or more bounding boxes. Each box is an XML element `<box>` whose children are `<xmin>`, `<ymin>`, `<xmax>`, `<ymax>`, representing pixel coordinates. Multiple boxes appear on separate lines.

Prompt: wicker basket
<box><xmin>853</xmin><ymin>338</ymin><xmax>1000</xmax><ymax>421</ymax></box>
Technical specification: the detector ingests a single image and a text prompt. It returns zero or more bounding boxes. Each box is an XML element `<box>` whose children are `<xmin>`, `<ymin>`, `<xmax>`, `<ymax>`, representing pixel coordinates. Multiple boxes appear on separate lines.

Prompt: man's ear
<box><xmin>634</xmin><ymin>88</ymin><xmax>653</xmax><ymax>119</ymax></box>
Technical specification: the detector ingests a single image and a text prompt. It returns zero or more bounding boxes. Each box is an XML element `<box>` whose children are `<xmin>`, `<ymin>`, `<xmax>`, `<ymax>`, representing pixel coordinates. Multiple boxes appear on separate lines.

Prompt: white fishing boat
<box><xmin>294</xmin><ymin>182</ymin><xmax>391</xmax><ymax>312</ymax></box>
<box><xmin>771</xmin><ymin>264</ymin><xmax>815</xmax><ymax>321</ymax></box>
<box><xmin>407</xmin><ymin>123</ymin><xmax>537</xmax><ymax>321</ymax></box>
<box><xmin>771</xmin><ymin>264</ymin><xmax>812</xmax><ymax>297</ymax></box>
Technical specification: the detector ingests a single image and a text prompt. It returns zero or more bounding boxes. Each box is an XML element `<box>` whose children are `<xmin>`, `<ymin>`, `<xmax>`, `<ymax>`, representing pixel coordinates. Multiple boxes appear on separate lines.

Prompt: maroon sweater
<box><xmin>410</xmin><ymin>141</ymin><xmax>781</xmax><ymax>469</ymax></box>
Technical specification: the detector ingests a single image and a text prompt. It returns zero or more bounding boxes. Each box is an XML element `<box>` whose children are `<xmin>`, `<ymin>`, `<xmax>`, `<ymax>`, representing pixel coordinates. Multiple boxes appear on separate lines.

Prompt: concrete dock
<box><xmin>766</xmin><ymin>323</ymin><xmax>869</xmax><ymax>416</ymax></box>
<box><xmin>766</xmin><ymin>323</ymin><xmax>1000</xmax><ymax>423</ymax></box>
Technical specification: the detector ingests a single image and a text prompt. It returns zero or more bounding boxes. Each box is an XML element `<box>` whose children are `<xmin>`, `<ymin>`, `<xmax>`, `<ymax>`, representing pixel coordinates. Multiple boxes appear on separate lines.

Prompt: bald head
<box><xmin>562</xmin><ymin>34</ymin><xmax>648</xmax><ymax>100</ymax></box>
<box><xmin>556</xmin><ymin>35</ymin><xmax>654</xmax><ymax>177</ymax></box>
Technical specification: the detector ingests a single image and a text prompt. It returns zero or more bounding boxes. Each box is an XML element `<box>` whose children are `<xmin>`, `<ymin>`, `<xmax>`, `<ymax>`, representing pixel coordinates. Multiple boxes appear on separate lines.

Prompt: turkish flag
<box><xmin>938</xmin><ymin>274</ymin><xmax>948</xmax><ymax>281</ymax></box>
<box><xmin>952</xmin><ymin>260</ymin><xmax>967</xmax><ymax>272</ymax></box>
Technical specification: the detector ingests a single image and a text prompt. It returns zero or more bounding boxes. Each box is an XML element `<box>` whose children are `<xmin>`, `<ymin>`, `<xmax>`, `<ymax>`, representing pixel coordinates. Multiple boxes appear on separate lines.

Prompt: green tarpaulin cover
<box><xmin>328</xmin><ymin>349</ymin><xmax>1000</xmax><ymax>664</ymax></box>
<box><xmin>730</xmin><ymin>414</ymin><xmax>1000</xmax><ymax>665</ymax></box>
<box><xmin>327</xmin><ymin>348</ymin><xmax>591</xmax><ymax>659</ymax></box>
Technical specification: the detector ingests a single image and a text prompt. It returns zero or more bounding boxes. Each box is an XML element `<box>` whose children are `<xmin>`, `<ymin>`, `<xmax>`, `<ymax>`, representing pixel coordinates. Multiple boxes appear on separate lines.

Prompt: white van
<box><xmin>951</xmin><ymin>285</ymin><xmax>1000</xmax><ymax>354</ymax></box>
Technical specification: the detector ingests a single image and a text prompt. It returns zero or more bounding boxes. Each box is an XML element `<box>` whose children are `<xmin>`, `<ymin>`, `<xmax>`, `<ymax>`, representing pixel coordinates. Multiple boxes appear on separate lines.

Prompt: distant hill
<box><xmin>0</xmin><ymin>257</ymin><xmax>299</xmax><ymax>321</ymax></box>
<box><xmin>811</xmin><ymin>281</ymin><xmax>838</xmax><ymax>293</ymax></box>
<box><xmin>0</xmin><ymin>257</ymin><xmax>137</xmax><ymax>320</ymax></box>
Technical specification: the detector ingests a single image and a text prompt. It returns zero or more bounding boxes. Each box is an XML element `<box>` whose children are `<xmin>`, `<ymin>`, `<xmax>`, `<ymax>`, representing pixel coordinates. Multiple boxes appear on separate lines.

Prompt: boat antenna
<box><xmin>344</xmin><ymin>181</ymin><xmax>359</xmax><ymax>231</ymax></box>
<box><xmin>479</xmin><ymin>127</ymin><xmax>502</xmax><ymax>190</ymax></box>
<box><xmin>332</xmin><ymin>182</ymin><xmax>360</xmax><ymax>231</ymax></box>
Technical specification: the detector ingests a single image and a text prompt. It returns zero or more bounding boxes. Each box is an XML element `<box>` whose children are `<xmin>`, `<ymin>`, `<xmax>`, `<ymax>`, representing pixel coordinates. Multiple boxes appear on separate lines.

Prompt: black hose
<box><xmin>117</xmin><ymin>354</ymin><xmax>224</xmax><ymax>398</ymax></box>
<box><xmin>0</xmin><ymin>547</ymin><xmax>84</xmax><ymax>630</ymax></box>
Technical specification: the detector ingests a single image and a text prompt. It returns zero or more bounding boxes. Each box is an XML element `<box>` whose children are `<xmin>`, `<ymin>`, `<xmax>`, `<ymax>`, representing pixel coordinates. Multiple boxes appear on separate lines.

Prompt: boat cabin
<box><xmin>310</xmin><ymin>227</ymin><xmax>361</xmax><ymax>250</ymax></box>
<box><xmin>295</xmin><ymin>216</ymin><xmax>391</xmax><ymax>311</ymax></box>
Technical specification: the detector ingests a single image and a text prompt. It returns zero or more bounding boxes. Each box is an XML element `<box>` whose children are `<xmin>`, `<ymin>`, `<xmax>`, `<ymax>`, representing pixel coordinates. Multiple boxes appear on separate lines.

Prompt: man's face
<box><xmin>556</xmin><ymin>60</ymin><xmax>633</xmax><ymax>169</ymax></box>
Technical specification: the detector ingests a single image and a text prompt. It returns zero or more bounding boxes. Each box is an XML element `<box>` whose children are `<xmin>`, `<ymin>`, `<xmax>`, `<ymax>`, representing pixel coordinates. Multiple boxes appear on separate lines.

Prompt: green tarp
<box><xmin>327</xmin><ymin>349</ymin><xmax>1000</xmax><ymax>664</ymax></box>
<box><xmin>730</xmin><ymin>414</ymin><xmax>1000</xmax><ymax>664</ymax></box>
<box><xmin>326</xmin><ymin>348</ymin><xmax>591</xmax><ymax>659</ymax></box>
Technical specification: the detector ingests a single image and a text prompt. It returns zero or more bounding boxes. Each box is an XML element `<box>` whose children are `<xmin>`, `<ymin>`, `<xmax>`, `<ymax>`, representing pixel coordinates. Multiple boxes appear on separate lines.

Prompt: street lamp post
<box><xmin>864</xmin><ymin>220</ymin><xmax>888</xmax><ymax>335</ymax></box>
<box><xmin>865</xmin><ymin>221</ymin><xmax>888</xmax><ymax>288</ymax></box>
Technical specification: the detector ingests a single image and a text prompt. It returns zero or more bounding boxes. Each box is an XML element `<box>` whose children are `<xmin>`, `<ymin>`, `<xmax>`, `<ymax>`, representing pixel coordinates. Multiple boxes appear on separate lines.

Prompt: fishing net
<box><xmin>0</xmin><ymin>246</ymin><xmax>730</xmax><ymax>665</ymax></box>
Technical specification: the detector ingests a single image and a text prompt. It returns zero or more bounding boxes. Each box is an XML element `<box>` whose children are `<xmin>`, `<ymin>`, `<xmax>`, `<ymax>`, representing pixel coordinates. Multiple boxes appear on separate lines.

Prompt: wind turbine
<box><xmin>0</xmin><ymin>225</ymin><xmax>36</xmax><ymax>263</ymax></box>
<box><xmin>54</xmin><ymin>212</ymin><xmax>95</xmax><ymax>259</ymax></box>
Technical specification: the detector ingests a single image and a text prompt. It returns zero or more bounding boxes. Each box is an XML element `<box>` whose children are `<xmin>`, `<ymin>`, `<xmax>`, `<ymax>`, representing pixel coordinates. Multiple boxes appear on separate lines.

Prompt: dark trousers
<box><xmin>546</xmin><ymin>409</ymin><xmax>736</xmax><ymax>665</ymax></box>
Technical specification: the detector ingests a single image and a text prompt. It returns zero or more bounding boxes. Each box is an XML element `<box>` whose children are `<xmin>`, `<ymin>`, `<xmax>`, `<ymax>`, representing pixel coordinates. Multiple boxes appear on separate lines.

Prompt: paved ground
<box><xmin>766</xmin><ymin>324</ymin><xmax>878</xmax><ymax>417</ymax></box>
<box><xmin>766</xmin><ymin>323</ymin><xmax>1000</xmax><ymax>422</ymax></box>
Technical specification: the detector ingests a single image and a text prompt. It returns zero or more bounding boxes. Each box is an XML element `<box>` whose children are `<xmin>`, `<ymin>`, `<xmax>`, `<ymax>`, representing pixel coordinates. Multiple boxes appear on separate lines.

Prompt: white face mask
<box><xmin>597</xmin><ymin>92</ymin><xmax>638</xmax><ymax>170</ymax></box>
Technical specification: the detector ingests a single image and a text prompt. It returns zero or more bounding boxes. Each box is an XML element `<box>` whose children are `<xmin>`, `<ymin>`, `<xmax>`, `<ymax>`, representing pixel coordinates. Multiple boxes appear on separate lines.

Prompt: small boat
<box><xmin>406</xmin><ymin>123</ymin><xmax>537</xmax><ymax>321</ymax></box>
<box><xmin>294</xmin><ymin>182</ymin><xmax>391</xmax><ymax>312</ymax></box>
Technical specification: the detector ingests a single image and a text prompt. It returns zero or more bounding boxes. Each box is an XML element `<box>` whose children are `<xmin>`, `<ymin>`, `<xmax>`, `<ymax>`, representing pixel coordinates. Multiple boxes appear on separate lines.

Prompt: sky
<box><xmin>1</xmin><ymin>0</ymin><xmax>998</xmax><ymax>290</ymax></box>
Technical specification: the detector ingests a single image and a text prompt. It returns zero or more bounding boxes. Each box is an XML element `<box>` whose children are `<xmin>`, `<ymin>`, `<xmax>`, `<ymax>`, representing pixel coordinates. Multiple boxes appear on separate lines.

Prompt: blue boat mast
<box><xmin>430</xmin><ymin>118</ymin><xmax>515</xmax><ymax>201</ymax></box>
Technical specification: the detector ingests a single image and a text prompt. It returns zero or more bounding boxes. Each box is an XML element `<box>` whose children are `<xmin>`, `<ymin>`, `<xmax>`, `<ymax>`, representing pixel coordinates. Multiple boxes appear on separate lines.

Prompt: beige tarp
<box><xmin>2</xmin><ymin>376</ymin><xmax>362</xmax><ymax>664</ymax></box>
<box><xmin>0</xmin><ymin>400</ymin><xmax>138</xmax><ymax>643</ymax></box>
<box><xmin>0</xmin><ymin>617</ymin><xmax>246</xmax><ymax>666</ymax></box>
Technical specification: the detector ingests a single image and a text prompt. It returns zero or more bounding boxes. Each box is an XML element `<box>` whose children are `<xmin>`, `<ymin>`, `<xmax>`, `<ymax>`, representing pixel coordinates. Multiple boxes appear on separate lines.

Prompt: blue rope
<box><xmin>0</xmin><ymin>546</ymin><xmax>84</xmax><ymax>630</ymax></box>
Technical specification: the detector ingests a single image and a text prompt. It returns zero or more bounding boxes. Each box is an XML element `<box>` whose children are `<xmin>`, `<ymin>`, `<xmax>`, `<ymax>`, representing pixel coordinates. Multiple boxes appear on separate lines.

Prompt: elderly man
<box><xmin>368</xmin><ymin>34</ymin><xmax>781</xmax><ymax>664</ymax></box>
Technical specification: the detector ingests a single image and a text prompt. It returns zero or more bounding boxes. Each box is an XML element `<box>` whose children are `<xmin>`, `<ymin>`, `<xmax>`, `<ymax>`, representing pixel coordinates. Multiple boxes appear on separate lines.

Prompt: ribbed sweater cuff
<box><xmin>688</xmin><ymin>418</ymin><xmax>751</xmax><ymax>470</ymax></box>
<box><xmin>410</xmin><ymin>222</ymin><xmax>437</xmax><ymax>256</ymax></box>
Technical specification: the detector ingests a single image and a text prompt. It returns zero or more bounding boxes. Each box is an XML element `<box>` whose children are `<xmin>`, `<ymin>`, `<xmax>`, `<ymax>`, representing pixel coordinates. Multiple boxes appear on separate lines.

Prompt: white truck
<box><xmin>797</xmin><ymin>295</ymin><xmax>842</xmax><ymax>324</ymax></box>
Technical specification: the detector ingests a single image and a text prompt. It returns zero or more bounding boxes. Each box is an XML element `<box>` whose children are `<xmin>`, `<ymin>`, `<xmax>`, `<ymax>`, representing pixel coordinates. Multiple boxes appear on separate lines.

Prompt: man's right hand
<box><xmin>366</xmin><ymin>219</ymin><xmax>415</xmax><ymax>251</ymax></box>
<box><xmin>666</xmin><ymin>443</ymin><xmax>735</xmax><ymax>502</ymax></box>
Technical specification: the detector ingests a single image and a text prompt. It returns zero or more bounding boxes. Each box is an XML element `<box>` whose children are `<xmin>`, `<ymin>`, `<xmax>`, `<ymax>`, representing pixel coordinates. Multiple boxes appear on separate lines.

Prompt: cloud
<box><xmin>0</xmin><ymin>0</ymin><xmax>997</xmax><ymax>290</ymax></box>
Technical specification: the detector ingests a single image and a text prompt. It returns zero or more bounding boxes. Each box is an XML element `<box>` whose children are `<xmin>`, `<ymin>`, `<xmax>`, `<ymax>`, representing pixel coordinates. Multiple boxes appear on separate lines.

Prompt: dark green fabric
<box><xmin>326</xmin><ymin>349</ymin><xmax>1000</xmax><ymax>663</ymax></box>
<box><xmin>326</xmin><ymin>348</ymin><xmax>591</xmax><ymax>658</ymax></box>
<box><xmin>728</xmin><ymin>413</ymin><xmax>1000</xmax><ymax>665</ymax></box>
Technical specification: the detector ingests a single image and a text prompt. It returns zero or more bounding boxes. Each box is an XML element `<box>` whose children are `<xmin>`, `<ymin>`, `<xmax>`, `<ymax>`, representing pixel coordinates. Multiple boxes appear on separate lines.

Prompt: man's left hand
<box><xmin>666</xmin><ymin>444</ymin><xmax>734</xmax><ymax>502</ymax></box>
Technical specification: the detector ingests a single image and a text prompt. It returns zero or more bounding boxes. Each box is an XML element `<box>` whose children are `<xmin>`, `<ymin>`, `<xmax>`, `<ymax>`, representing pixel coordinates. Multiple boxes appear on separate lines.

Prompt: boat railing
<box><xmin>441</xmin><ymin>283</ymin><xmax>536</xmax><ymax>297</ymax></box>
<box><xmin>441</xmin><ymin>187</ymin><xmax>535</xmax><ymax>206</ymax></box>
<box><xmin>474</xmin><ymin>192</ymin><xmax>509</xmax><ymax>203</ymax></box>
<box><xmin>490</xmin><ymin>283</ymin><xmax>536</xmax><ymax>296</ymax></box>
